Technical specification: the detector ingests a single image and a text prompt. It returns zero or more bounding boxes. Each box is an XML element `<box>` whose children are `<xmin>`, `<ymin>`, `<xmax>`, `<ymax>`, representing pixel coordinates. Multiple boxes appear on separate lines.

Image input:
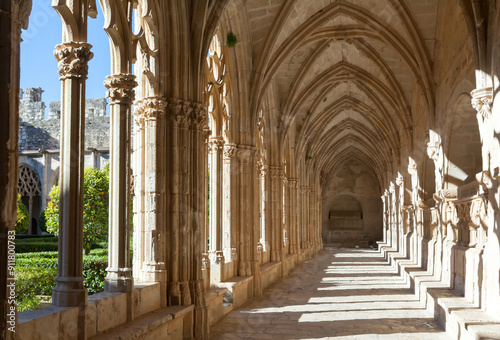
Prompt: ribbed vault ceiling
<box><xmin>245</xmin><ymin>0</ymin><xmax>439</xmax><ymax>185</ymax></box>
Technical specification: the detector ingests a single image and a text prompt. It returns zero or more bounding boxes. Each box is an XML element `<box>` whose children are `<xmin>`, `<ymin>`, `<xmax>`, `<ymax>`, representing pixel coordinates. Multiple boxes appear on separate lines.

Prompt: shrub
<box><xmin>15</xmin><ymin>249</ymin><xmax>109</xmax><ymax>311</ymax></box>
<box><xmin>16</xmin><ymin>236</ymin><xmax>58</xmax><ymax>243</ymax></box>
<box><xmin>15</xmin><ymin>242</ymin><xmax>59</xmax><ymax>253</ymax></box>
<box><xmin>38</xmin><ymin>209</ymin><xmax>47</xmax><ymax>233</ymax></box>
<box><xmin>46</xmin><ymin>165</ymin><xmax>110</xmax><ymax>254</ymax></box>
<box><xmin>16</xmin><ymin>194</ymin><xmax>29</xmax><ymax>234</ymax></box>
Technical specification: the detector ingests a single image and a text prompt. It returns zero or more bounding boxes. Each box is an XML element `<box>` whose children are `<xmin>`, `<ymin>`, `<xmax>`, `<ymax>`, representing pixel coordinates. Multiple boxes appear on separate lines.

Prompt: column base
<box><xmin>104</xmin><ymin>276</ymin><xmax>134</xmax><ymax>292</ymax></box>
<box><xmin>209</xmin><ymin>251</ymin><xmax>225</xmax><ymax>283</ymax></box>
<box><xmin>52</xmin><ymin>276</ymin><xmax>87</xmax><ymax>307</ymax></box>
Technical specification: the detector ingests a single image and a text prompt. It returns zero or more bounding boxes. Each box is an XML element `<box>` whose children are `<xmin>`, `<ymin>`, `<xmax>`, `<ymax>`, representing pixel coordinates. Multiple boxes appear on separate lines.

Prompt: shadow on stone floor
<box><xmin>209</xmin><ymin>249</ymin><xmax>450</xmax><ymax>340</ymax></box>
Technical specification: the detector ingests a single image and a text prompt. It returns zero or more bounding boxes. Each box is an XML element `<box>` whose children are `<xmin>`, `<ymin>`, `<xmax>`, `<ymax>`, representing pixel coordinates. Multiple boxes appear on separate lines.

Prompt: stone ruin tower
<box><xmin>19</xmin><ymin>87</ymin><xmax>46</xmax><ymax>121</ymax></box>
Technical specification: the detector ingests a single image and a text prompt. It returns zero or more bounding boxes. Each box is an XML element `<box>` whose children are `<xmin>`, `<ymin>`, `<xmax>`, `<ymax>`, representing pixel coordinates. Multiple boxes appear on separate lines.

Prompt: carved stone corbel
<box><xmin>471</xmin><ymin>87</ymin><xmax>493</xmax><ymax>119</ymax></box>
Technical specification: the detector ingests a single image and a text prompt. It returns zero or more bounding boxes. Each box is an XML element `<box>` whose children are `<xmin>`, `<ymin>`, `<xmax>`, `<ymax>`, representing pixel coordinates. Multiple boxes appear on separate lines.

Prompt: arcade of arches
<box><xmin>2</xmin><ymin>0</ymin><xmax>500</xmax><ymax>339</ymax></box>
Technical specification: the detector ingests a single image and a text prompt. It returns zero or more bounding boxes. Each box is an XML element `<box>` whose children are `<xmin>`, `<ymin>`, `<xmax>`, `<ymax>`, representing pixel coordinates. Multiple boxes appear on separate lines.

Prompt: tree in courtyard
<box><xmin>46</xmin><ymin>164</ymin><xmax>110</xmax><ymax>254</ymax></box>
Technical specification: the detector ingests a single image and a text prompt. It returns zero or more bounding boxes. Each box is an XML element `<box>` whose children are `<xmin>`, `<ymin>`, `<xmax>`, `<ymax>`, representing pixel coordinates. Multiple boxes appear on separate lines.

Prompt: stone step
<box><xmin>90</xmin><ymin>305</ymin><xmax>193</xmax><ymax>340</ymax></box>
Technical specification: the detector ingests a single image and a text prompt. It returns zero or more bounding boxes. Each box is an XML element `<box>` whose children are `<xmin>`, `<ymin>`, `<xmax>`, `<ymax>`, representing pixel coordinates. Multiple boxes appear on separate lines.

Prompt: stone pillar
<box><xmin>309</xmin><ymin>191</ymin><xmax>317</xmax><ymax>248</ymax></box>
<box><xmin>208</xmin><ymin>137</ymin><xmax>224</xmax><ymax>282</ymax></box>
<box><xmin>104</xmin><ymin>74</ymin><xmax>137</xmax><ymax>292</ymax></box>
<box><xmin>269</xmin><ymin>166</ymin><xmax>283</xmax><ymax>263</ymax></box>
<box><xmin>471</xmin><ymin>88</ymin><xmax>493</xmax><ymax>170</ymax></box>
<box><xmin>52</xmin><ymin>41</ymin><xmax>93</xmax><ymax>308</ymax></box>
<box><xmin>396</xmin><ymin>175</ymin><xmax>404</xmax><ymax>254</ymax></box>
<box><xmin>133</xmin><ymin>97</ymin><xmax>168</xmax><ymax>305</ymax></box>
<box><xmin>236</xmin><ymin>146</ymin><xmax>254</xmax><ymax>276</ymax></box>
<box><xmin>252</xmin><ymin>154</ymin><xmax>263</xmax><ymax>297</ymax></box>
<box><xmin>282</xmin><ymin>176</ymin><xmax>290</xmax><ymax>255</ymax></box>
<box><xmin>260</xmin><ymin>165</ymin><xmax>270</xmax><ymax>258</ymax></box>
<box><xmin>389</xmin><ymin>183</ymin><xmax>397</xmax><ymax>250</ymax></box>
<box><xmin>190</xmin><ymin>102</ymin><xmax>209</xmax><ymax>338</ymax></box>
<box><xmin>471</xmin><ymin>87</ymin><xmax>500</xmax><ymax>315</ymax></box>
<box><xmin>223</xmin><ymin>143</ymin><xmax>237</xmax><ymax>278</ymax></box>
<box><xmin>317</xmin><ymin>195</ymin><xmax>322</xmax><ymax>248</ymax></box>
<box><xmin>289</xmin><ymin>178</ymin><xmax>300</xmax><ymax>254</ymax></box>
<box><xmin>0</xmin><ymin>1</ymin><xmax>31</xmax><ymax>337</ymax></box>
<box><xmin>301</xmin><ymin>186</ymin><xmax>310</xmax><ymax>250</ymax></box>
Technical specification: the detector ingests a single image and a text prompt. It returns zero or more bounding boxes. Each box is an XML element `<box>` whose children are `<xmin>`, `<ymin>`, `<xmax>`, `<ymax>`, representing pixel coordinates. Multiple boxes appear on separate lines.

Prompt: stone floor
<box><xmin>209</xmin><ymin>248</ymin><xmax>451</xmax><ymax>339</ymax></box>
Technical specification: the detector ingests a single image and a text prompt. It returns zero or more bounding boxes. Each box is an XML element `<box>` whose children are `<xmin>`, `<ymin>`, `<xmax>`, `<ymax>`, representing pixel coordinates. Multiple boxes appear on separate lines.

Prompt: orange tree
<box><xmin>46</xmin><ymin>164</ymin><xmax>110</xmax><ymax>254</ymax></box>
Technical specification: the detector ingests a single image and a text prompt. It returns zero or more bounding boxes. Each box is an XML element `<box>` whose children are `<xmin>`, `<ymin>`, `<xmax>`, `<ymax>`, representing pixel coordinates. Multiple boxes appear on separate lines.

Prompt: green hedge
<box><xmin>16</xmin><ymin>235</ymin><xmax>58</xmax><ymax>243</ymax></box>
<box><xmin>15</xmin><ymin>242</ymin><xmax>59</xmax><ymax>253</ymax></box>
<box><xmin>15</xmin><ymin>234</ymin><xmax>55</xmax><ymax>240</ymax></box>
<box><xmin>15</xmin><ymin>240</ymin><xmax>107</xmax><ymax>253</ymax></box>
<box><xmin>16</xmin><ymin>249</ymin><xmax>108</xmax><ymax>311</ymax></box>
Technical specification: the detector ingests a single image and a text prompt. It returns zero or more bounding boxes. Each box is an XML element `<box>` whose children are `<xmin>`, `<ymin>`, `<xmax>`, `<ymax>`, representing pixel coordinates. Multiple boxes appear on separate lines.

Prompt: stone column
<box><xmin>471</xmin><ymin>88</ymin><xmax>493</xmax><ymax>170</ymax></box>
<box><xmin>396</xmin><ymin>175</ymin><xmax>404</xmax><ymax>254</ymax></box>
<box><xmin>208</xmin><ymin>137</ymin><xmax>224</xmax><ymax>282</ymax></box>
<box><xmin>252</xmin><ymin>155</ymin><xmax>263</xmax><ymax>297</ymax></box>
<box><xmin>134</xmin><ymin>97</ymin><xmax>168</xmax><ymax>305</ymax></box>
<box><xmin>104</xmin><ymin>74</ymin><xmax>137</xmax><ymax>292</ymax></box>
<box><xmin>289</xmin><ymin>178</ymin><xmax>299</xmax><ymax>254</ymax></box>
<box><xmin>301</xmin><ymin>186</ymin><xmax>310</xmax><ymax>250</ymax></box>
<box><xmin>0</xmin><ymin>0</ymin><xmax>31</xmax><ymax>337</ymax></box>
<box><xmin>259</xmin><ymin>165</ymin><xmax>270</xmax><ymax>259</ymax></box>
<box><xmin>389</xmin><ymin>183</ymin><xmax>397</xmax><ymax>250</ymax></box>
<box><xmin>236</xmin><ymin>146</ymin><xmax>254</xmax><ymax>276</ymax></box>
<box><xmin>282</xmin><ymin>176</ymin><xmax>290</xmax><ymax>255</ymax></box>
<box><xmin>223</xmin><ymin>143</ymin><xmax>237</xmax><ymax>277</ymax></box>
<box><xmin>52</xmin><ymin>42</ymin><xmax>93</xmax><ymax>308</ymax></box>
<box><xmin>308</xmin><ymin>191</ymin><xmax>316</xmax><ymax>248</ymax></box>
<box><xmin>317</xmin><ymin>195</ymin><xmax>322</xmax><ymax>248</ymax></box>
<box><xmin>190</xmin><ymin>102</ymin><xmax>209</xmax><ymax>337</ymax></box>
<box><xmin>269</xmin><ymin>166</ymin><xmax>283</xmax><ymax>263</ymax></box>
<box><xmin>471</xmin><ymin>87</ymin><xmax>500</xmax><ymax>315</ymax></box>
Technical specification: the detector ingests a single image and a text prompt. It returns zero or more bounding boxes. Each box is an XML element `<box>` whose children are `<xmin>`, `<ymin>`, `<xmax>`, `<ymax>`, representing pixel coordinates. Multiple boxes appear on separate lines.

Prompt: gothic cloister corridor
<box><xmin>210</xmin><ymin>248</ymin><xmax>450</xmax><ymax>340</ymax></box>
<box><xmin>3</xmin><ymin>0</ymin><xmax>500</xmax><ymax>339</ymax></box>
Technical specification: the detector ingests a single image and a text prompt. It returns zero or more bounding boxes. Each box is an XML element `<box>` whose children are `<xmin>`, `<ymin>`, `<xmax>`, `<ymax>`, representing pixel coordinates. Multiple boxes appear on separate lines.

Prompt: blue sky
<box><xmin>21</xmin><ymin>1</ymin><xmax>110</xmax><ymax>117</ymax></box>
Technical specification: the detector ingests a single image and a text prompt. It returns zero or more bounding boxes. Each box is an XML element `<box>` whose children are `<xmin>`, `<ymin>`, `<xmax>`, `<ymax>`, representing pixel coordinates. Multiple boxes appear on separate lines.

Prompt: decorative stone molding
<box><xmin>223</xmin><ymin>143</ymin><xmax>236</xmax><ymax>159</ymax></box>
<box><xmin>192</xmin><ymin>102</ymin><xmax>208</xmax><ymax>129</ymax></box>
<box><xmin>201</xmin><ymin>253</ymin><xmax>210</xmax><ymax>270</ymax></box>
<box><xmin>54</xmin><ymin>42</ymin><xmax>94</xmax><ymax>79</ymax></box>
<box><xmin>426</xmin><ymin>141</ymin><xmax>440</xmax><ymax>162</ymax></box>
<box><xmin>395</xmin><ymin>174</ymin><xmax>404</xmax><ymax>187</ymax></box>
<box><xmin>134</xmin><ymin>97</ymin><xmax>167</xmax><ymax>123</ymax></box>
<box><xmin>289</xmin><ymin>178</ymin><xmax>299</xmax><ymax>188</ymax></box>
<box><xmin>209</xmin><ymin>137</ymin><xmax>224</xmax><ymax>153</ymax></box>
<box><xmin>104</xmin><ymin>74</ymin><xmax>137</xmax><ymax>104</ymax></box>
<box><xmin>269</xmin><ymin>166</ymin><xmax>282</xmax><ymax>179</ymax></box>
<box><xmin>13</xmin><ymin>0</ymin><xmax>32</xmax><ymax>30</ymax></box>
<box><xmin>471</xmin><ymin>87</ymin><xmax>493</xmax><ymax>119</ymax></box>
<box><xmin>389</xmin><ymin>182</ymin><xmax>395</xmax><ymax>193</ymax></box>
<box><xmin>209</xmin><ymin>250</ymin><xmax>224</xmax><ymax>264</ymax></box>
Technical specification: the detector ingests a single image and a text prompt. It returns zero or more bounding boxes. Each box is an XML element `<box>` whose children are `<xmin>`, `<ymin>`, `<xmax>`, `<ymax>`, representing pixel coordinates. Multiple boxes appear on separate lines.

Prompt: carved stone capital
<box><xmin>471</xmin><ymin>87</ymin><xmax>492</xmax><ymax>119</ymax></box>
<box><xmin>208</xmin><ymin>137</ymin><xmax>224</xmax><ymax>153</ymax></box>
<box><xmin>104</xmin><ymin>74</ymin><xmax>137</xmax><ymax>104</ymax></box>
<box><xmin>395</xmin><ymin>174</ymin><xmax>404</xmax><ymax>187</ymax></box>
<box><xmin>134</xmin><ymin>97</ymin><xmax>167</xmax><ymax>123</ymax></box>
<box><xmin>192</xmin><ymin>103</ymin><xmax>208</xmax><ymax>129</ymax></box>
<box><xmin>407</xmin><ymin>160</ymin><xmax>417</xmax><ymax>176</ymax></box>
<box><xmin>223</xmin><ymin>143</ymin><xmax>236</xmax><ymax>159</ymax></box>
<box><xmin>167</xmin><ymin>98</ymin><xmax>191</xmax><ymax>128</ymax></box>
<box><xmin>54</xmin><ymin>42</ymin><xmax>94</xmax><ymax>79</ymax></box>
<box><xmin>426</xmin><ymin>141</ymin><xmax>440</xmax><ymax>162</ymax></box>
<box><xmin>269</xmin><ymin>166</ymin><xmax>282</xmax><ymax>179</ymax></box>
<box><xmin>289</xmin><ymin>178</ymin><xmax>299</xmax><ymax>188</ymax></box>
<box><xmin>389</xmin><ymin>182</ymin><xmax>395</xmax><ymax>193</ymax></box>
